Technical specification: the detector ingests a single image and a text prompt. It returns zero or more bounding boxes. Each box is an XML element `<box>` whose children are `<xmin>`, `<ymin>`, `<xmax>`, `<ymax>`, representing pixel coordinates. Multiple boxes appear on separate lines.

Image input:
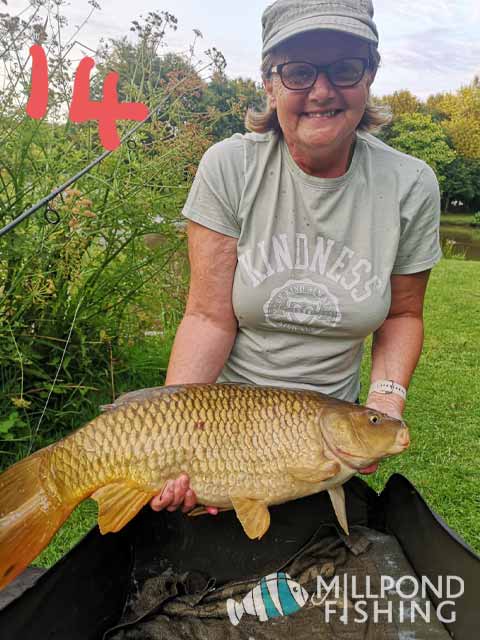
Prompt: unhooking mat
<box><xmin>105</xmin><ymin>525</ymin><xmax>452</xmax><ymax>640</ymax></box>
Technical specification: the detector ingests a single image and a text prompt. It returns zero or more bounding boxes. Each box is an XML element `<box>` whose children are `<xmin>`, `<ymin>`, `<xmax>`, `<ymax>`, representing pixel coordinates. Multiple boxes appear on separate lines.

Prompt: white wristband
<box><xmin>369</xmin><ymin>380</ymin><xmax>407</xmax><ymax>400</ymax></box>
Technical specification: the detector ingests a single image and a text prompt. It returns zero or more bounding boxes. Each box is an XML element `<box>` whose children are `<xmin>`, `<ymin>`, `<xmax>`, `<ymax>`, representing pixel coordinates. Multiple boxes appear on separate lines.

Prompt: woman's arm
<box><xmin>366</xmin><ymin>270</ymin><xmax>431</xmax><ymax>419</ymax></box>
<box><xmin>360</xmin><ymin>270</ymin><xmax>431</xmax><ymax>475</ymax></box>
<box><xmin>151</xmin><ymin>220</ymin><xmax>238</xmax><ymax>513</ymax></box>
<box><xmin>165</xmin><ymin>221</ymin><xmax>238</xmax><ymax>385</ymax></box>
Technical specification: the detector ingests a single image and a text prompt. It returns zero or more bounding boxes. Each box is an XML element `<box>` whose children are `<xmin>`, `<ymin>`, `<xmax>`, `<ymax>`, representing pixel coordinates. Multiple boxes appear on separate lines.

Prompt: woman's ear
<box><xmin>365</xmin><ymin>67</ymin><xmax>377</xmax><ymax>89</ymax></box>
<box><xmin>263</xmin><ymin>76</ymin><xmax>277</xmax><ymax>109</ymax></box>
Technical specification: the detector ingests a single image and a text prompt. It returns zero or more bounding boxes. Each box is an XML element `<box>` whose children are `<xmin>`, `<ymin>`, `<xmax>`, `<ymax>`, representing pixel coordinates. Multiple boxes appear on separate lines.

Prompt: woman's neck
<box><xmin>286</xmin><ymin>134</ymin><xmax>357</xmax><ymax>178</ymax></box>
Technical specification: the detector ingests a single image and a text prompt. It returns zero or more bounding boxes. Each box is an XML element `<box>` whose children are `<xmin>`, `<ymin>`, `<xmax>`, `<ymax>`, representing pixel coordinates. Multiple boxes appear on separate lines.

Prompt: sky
<box><xmin>7</xmin><ymin>0</ymin><xmax>480</xmax><ymax>99</ymax></box>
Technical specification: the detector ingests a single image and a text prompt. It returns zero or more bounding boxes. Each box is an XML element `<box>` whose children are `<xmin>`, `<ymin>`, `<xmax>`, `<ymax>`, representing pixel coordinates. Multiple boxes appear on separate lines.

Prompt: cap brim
<box><xmin>263</xmin><ymin>16</ymin><xmax>378</xmax><ymax>55</ymax></box>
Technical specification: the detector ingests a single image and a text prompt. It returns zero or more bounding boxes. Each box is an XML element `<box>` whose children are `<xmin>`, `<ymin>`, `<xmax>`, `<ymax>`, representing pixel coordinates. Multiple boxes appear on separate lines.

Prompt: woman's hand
<box><xmin>366</xmin><ymin>392</ymin><xmax>404</xmax><ymax>421</ymax></box>
<box><xmin>359</xmin><ymin>392</ymin><xmax>405</xmax><ymax>475</ymax></box>
<box><xmin>150</xmin><ymin>473</ymin><xmax>219</xmax><ymax>515</ymax></box>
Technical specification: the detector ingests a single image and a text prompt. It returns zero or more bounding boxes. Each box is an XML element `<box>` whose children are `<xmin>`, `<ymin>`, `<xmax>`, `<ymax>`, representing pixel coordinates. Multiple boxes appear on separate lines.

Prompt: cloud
<box><xmin>383</xmin><ymin>28</ymin><xmax>480</xmax><ymax>75</ymax></box>
<box><xmin>379</xmin><ymin>0</ymin><xmax>454</xmax><ymax>26</ymax></box>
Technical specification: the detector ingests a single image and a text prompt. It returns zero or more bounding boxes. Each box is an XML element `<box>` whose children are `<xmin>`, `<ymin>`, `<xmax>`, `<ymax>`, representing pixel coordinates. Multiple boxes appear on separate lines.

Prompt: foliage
<box><xmin>472</xmin><ymin>212</ymin><xmax>480</xmax><ymax>227</ymax></box>
<box><xmin>387</xmin><ymin>113</ymin><xmax>456</xmax><ymax>190</ymax></box>
<box><xmin>202</xmin><ymin>71</ymin><xmax>265</xmax><ymax>140</ymax></box>
<box><xmin>442</xmin><ymin>158</ymin><xmax>480</xmax><ymax>213</ymax></box>
<box><xmin>441</xmin><ymin>238</ymin><xmax>466</xmax><ymax>260</ymax></box>
<box><xmin>376</xmin><ymin>80</ymin><xmax>480</xmax><ymax>210</ymax></box>
<box><xmin>0</xmin><ymin>3</ymin><xmax>218</xmax><ymax>459</ymax></box>
<box><xmin>440</xmin><ymin>214</ymin><xmax>475</xmax><ymax>226</ymax></box>
<box><xmin>93</xmin><ymin>12</ymin><xmax>207</xmax><ymax>117</ymax></box>
<box><xmin>429</xmin><ymin>82</ymin><xmax>480</xmax><ymax>159</ymax></box>
<box><xmin>376</xmin><ymin>89</ymin><xmax>422</xmax><ymax>118</ymax></box>
<box><xmin>95</xmin><ymin>28</ymin><xmax>265</xmax><ymax>143</ymax></box>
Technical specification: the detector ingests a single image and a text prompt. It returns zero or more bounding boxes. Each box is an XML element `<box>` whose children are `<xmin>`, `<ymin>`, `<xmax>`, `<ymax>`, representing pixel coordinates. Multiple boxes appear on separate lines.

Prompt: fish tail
<box><xmin>0</xmin><ymin>451</ymin><xmax>73</xmax><ymax>590</ymax></box>
<box><xmin>227</xmin><ymin>597</ymin><xmax>245</xmax><ymax>626</ymax></box>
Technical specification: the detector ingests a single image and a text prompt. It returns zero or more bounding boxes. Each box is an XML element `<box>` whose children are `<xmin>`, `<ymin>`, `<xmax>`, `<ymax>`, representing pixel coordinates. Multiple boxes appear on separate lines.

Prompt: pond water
<box><xmin>440</xmin><ymin>224</ymin><xmax>480</xmax><ymax>261</ymax></box>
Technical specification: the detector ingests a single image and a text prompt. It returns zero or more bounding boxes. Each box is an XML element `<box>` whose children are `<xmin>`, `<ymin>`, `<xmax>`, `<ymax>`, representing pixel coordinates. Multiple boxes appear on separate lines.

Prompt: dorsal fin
<box><xmin>99</xmin><ymin>385</ymin><xmax>189</xmax><ymax>412</ymax></box>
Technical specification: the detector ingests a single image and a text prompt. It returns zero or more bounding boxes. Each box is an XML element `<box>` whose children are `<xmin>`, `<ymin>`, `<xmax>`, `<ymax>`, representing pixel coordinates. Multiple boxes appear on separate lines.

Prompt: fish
<box><xmin>0</xmin><ymin>383</ymin><xmax>410</xmax><ymax>591</ymax></box>
<box><xmin>227</xmin><ymin>571</ymin><xmax>309</xmax><ymax>626</ymax></box>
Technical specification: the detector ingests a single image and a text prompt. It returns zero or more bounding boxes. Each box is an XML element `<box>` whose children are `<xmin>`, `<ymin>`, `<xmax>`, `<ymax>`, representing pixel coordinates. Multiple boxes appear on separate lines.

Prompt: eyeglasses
<box><xmin>270</xmin><ymin>58</ymin><xmax>368</xmax><ymax>90</ymax></box>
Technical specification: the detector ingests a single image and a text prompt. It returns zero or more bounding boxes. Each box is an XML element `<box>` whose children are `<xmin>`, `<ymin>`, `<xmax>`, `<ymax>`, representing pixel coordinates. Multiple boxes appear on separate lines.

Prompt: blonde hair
<box><xmin>245</xmin><ymin>43</ymin><xmax>391</xmax><ymax>134</ymax></box>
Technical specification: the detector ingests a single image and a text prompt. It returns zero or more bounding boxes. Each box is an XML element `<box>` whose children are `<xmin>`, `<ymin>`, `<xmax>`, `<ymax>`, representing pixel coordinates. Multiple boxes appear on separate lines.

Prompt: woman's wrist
<box><xmin>368</xmin><ymin>379</ymin><xmax>407</xmax><ymax>400</ymax></box>
<box><xmin>366</xmin><ymin>391</ymin><xmax>405</xmax><ymax>420</ymax></box>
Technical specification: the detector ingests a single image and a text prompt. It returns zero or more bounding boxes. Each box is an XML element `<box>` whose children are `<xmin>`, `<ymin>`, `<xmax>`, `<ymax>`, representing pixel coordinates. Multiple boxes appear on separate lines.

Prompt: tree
<box><xmin>433</xmin><ymin>82</ymin><xmax>480</xmax><ymax>159</ymax></box>
<box><xmin>388</xmin><ymin>113</ymin><xmax>456</xmax><ymax>191</ymax></box>
<box><xmin>94</xmin><ymin>13</ymin><xmax>208</xmax><ymax>120</ymax></box>
<box><xmin>425</xmin><ymin>92</ymin><xmax>452</xmax><ymax>123</ymax></box>
<box><xmin>376</xmin><ymin>90</ymin><xmax>422</xmax><ymax>118</ymax></box>
<box><xmin>442</xmin><ymin>157</ymin><xmax>480</xmax><ymax>213</ymax></box>
<box><xmin>202</xmin><ymin>72</ymin><xmax>265</xmax><ymax>141</ymax></box>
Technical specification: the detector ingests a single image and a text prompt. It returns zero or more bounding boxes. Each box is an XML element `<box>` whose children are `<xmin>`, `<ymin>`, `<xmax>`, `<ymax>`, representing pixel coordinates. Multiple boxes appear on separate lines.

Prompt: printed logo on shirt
<box><xmin>264</xmin><ymin>280</ymin><xmax>341</xmax><ymax>334</ymax></box>
<box><xmin>238</xmin><ymin>233</ymin><xmax>382</xmax><ymax>304</ymax></box>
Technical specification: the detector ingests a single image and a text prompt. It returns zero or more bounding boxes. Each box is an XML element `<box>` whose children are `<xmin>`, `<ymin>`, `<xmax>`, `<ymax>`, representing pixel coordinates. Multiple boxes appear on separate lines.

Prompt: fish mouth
<box><xmin>388</xmin><ymin>428</ymin><xmax>410</xmax><ymax>454</ymax></box>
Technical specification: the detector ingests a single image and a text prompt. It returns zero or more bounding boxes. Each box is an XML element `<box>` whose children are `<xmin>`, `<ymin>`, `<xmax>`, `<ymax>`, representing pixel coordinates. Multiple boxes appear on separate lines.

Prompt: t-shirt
<box><xmin>182</xmin><ymin>131</ymin><xmax>442</xmax><ymax>401</ymax></box>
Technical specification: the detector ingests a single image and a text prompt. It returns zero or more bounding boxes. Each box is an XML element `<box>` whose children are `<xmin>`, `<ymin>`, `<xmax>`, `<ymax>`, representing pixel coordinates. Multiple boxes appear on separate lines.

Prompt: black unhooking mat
<box><xmin>0</xmin><ymin>474</ymin><xmax>479</xmax><ymax>640</ymax></box>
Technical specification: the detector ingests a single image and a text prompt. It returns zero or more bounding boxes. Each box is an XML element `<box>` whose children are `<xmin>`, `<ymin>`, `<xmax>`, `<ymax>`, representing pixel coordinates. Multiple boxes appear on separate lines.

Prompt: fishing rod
<box><xmin>0</xmin><ymin>70</ymin><xmax>198</xmax><ymax>239</ymax></box>
<box><xmin>0</xmin><ymin>113</ymin><xmax>150</xmax><ymax>239</ymax></box>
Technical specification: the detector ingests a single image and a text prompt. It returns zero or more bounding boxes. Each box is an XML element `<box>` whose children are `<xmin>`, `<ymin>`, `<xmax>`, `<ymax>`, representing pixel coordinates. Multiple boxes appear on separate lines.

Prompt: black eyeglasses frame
<box><xmin>269</xmin><ymin>58</ymin><xmax>369</xmax><ymax>90</ymax></box>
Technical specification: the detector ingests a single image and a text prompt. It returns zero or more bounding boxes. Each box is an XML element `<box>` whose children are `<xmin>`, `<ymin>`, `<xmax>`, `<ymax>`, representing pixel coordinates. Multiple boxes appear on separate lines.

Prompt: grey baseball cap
<box><xmin>262</xmin><ymin>0</ymin><xmax>379</xmax><ymax>55</ymax></box>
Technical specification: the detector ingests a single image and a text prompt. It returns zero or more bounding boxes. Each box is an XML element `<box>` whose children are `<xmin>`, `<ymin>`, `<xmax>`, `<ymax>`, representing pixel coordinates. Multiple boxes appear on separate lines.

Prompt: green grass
<box><xmin>441</xmin><ymin>213</ymin><xmax>476</xmax><ymax>226</ymax></box>
<box><xmin>34</xmin><ymin>258</ymin><xmax>480</xmax><ymax>569</ymax></box>
<box><xmin>360</xmin><ymin>259</ymin><xmax>480</xmax><ymax>553</ymax></box>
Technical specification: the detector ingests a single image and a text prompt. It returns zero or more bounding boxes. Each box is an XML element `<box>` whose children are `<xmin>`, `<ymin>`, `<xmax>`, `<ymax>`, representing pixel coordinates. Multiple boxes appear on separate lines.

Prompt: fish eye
<box><xmin>369</xmin><ymin>414</ymin><xmax>380</xmax><ymax>425</ymax></box>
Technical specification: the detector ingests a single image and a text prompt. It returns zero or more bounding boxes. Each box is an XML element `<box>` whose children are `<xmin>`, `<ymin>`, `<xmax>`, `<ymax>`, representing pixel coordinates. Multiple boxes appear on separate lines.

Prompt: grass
<box><xmin>360</xmin><ymin>259</ymin><xmax>480</xmax><ymax>553</ymax></box>
<box><xmin>34</xmin><ymin>258</ymin><xmax>480</xmax><ymax>569</ymax></box>
<box><xmin>441</xmin><ymin>213</ymin><xmax>476</xmax><ymax>226</ymax></box>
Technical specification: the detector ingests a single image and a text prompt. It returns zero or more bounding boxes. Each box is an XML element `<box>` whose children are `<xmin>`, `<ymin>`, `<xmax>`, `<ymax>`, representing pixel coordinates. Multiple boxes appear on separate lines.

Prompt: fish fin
<box><xmin>328</xmin><ymin>485</ymin><xmax>349</xmax><ymax>535</ymax></box>
<box><xmin>287</xmin><ymin>460</ymin><xmax>340</xmax><ymax>483</ymax></box>
<box><xmin>187</xmin><ymin>506</ymin><xmax>210</xmax><ymax>517</ymax></box>
<box><xmin>107</xmin><ymin>385</ymin><xmax>187</xmax><ymax>411</ymax></box>
<box><xmin>187</xmin><ymin>506</ymin><xmax>232</xmax><ymax>517</ymax></box>
<box><xmin>0</xmin><ymin>451</ymin><xmax>74</xmax><ymax>591</ymax></box>
<box><xmin>230</xmin><ymin>497</ymin><xmax>271</xmax><ymax>540</ymax></box>
<box><xmin>91</xmin><ymin>483</ymin><xmax>154</xmax><ymax>534</ymax></box>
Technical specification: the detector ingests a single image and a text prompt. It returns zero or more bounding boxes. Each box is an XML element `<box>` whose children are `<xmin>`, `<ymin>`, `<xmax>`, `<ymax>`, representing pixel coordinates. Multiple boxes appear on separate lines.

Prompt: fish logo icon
<box><xmin>227</xmin><ymin>572</ymin><xmax>309</xmax><ymax>626</ymax></box>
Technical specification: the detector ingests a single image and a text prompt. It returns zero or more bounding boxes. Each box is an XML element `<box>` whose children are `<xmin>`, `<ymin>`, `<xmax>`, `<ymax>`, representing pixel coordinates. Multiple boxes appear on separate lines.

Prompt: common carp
<box><xmin>0</xmin><ymin>383</ymin><xmax>409</xmax><ymax>590</ymax></box>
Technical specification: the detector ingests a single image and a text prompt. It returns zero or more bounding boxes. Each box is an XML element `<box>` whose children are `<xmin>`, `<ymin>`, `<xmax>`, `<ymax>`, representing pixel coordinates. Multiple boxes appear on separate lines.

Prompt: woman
<box><xmin>151</xmin><ymin>0</ymin><xmax>442</xmax><ymax>514</ymax></box>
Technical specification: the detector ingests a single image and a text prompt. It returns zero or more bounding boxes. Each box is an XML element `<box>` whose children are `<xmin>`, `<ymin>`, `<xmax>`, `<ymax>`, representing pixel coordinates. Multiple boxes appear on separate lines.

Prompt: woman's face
<box><xmin>265</xmin><ymin>30</ymin><xmax>375</xmax><ymax>157</ymax></box>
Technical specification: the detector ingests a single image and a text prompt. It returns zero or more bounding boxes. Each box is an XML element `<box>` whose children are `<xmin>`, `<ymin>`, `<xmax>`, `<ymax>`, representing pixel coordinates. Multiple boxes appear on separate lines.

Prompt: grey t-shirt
<box><xmin>182</xmin><ymin>131</ymin><xmax>442</xmax><ymax>401</ymax></box>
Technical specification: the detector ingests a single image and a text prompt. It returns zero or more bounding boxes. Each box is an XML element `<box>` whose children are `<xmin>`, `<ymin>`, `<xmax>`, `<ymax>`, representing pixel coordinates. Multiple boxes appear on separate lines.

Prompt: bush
<box><xmin>0</xmin><ymin>4</ymin><xmax>220</xmax><ymax>461</ymax></box>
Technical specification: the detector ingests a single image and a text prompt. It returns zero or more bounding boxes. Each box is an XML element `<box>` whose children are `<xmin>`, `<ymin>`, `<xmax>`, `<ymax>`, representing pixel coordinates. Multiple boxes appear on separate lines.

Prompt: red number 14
<box><xmin>26</xmin><ymin>44</ymin><xmax>149</xmax><ymax>151</ymax></box>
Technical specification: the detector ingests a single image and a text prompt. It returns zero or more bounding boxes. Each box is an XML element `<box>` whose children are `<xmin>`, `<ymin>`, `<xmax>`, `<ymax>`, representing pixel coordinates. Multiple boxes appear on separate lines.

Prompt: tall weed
<box><xmin>0</xmin><ymin>3</ymin><xmax>221</xmax><ymax>461</ymax></box>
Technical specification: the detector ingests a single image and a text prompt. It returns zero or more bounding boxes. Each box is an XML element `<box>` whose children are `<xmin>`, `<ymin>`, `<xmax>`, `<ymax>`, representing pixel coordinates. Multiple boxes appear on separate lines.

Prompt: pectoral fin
<box><xmin>187</xmin><ymin>506</ymin><xmax>232</xmax><ymax>517</ymax></box>
<box><xmin>187</xmin><ymin>506</ymin><xmax>210</xmax><ymax>517</ymax></box>
<box><xmin>287</xmin><ymin>460</ymin><xmax>340</xmax><ymax>483</ymax></box>
<box><xmin>91</xmin><ymin>482</ymin><xmax>154</xmax><ymax>534</ymax></box>
<box><xmin>230</xmin><ymin>496</ymin><xmax>271</xmax><ymax>540</ymax></box>
<box><xmin>328</xmin><ymin>485</ymin><xmax>349</xmax><ymax>536</ymax></box>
